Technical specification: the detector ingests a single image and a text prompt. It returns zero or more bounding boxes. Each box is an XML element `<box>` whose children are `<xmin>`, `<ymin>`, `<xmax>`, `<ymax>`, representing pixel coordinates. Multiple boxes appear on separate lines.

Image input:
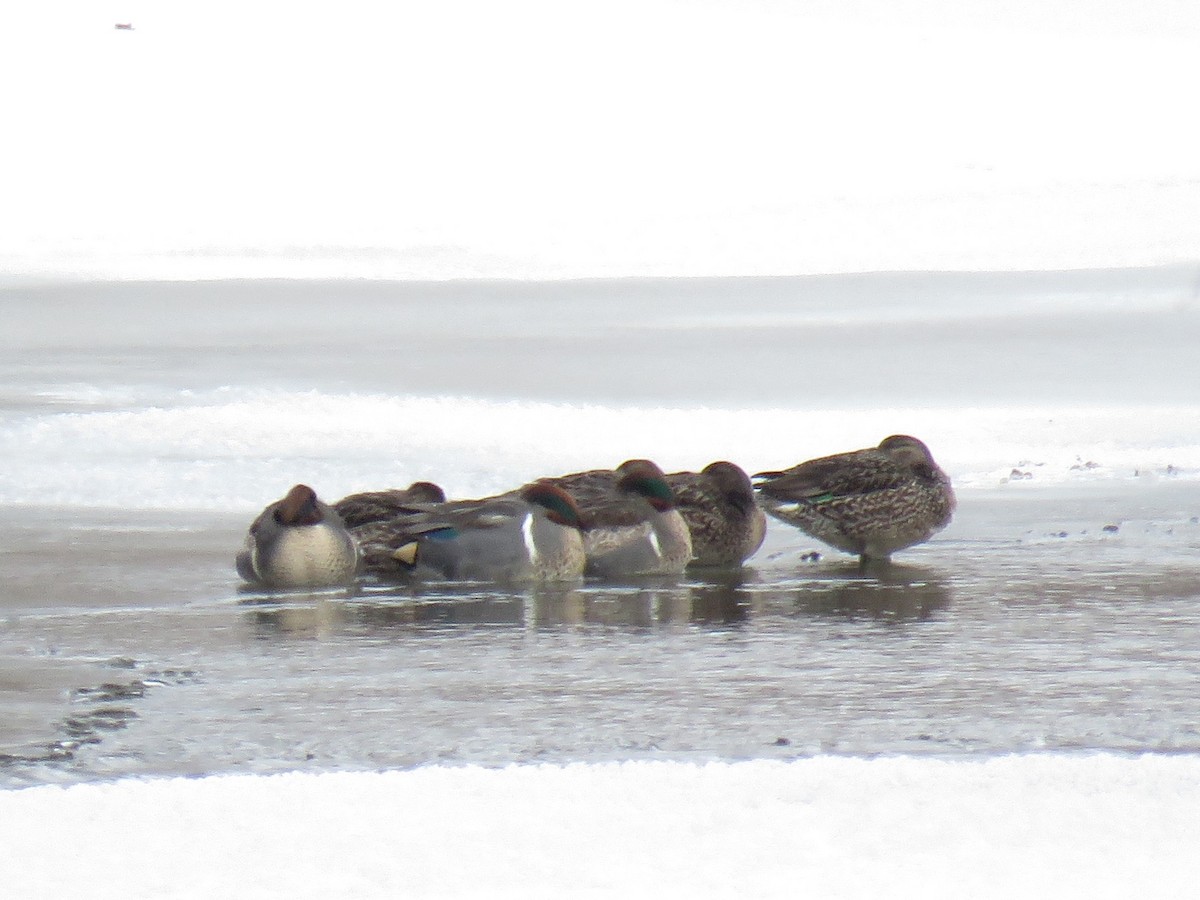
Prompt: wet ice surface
<box><xmin>3</xmin><ymin>485</ymin><xmax>1198</xmax><ymax>788</ymax></box>
<box><xmin>2</xmin><ymin>273</ymin><xmax>1198</xmax><ymax>787</ymax></box>
<box><xmin>4</xmin><ymin>270</ymin><xmax>1199</xmax><ymax>410</ymax></box>
<box><xmin>3</xmin><ymin>272</ymin><xmax>1200</xmax><ymax>512</ymax></box>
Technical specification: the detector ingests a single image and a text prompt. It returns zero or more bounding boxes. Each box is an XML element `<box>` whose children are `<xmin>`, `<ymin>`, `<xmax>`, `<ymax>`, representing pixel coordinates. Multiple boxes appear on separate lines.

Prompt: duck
<box><xmin>351</xmin><ymin>481</ymin><xmax>585</xmax><ymax>583</ymax></box>
<box><xmin>333</xmin><ymin>481</ymin><xmax>447</xmax><ymax>529</ymax></box>
<box><xmin>753</xmin><ymin>435</ymin><xmax>955</xmax><ymax>563</ymax></box>
<box><xmin>536</xmin><ymin>459</ymin><xmax>693</xmax><ymax>578</ymax></box>
<box><xmin>666</xmin><ymin>461</ymin><xmax>766</xmax><ymax>567</ymax></box>
<box><xmin>236</xmin><ymin>484</ymin><xmax>358</xmax><ymax>589</ymax></box>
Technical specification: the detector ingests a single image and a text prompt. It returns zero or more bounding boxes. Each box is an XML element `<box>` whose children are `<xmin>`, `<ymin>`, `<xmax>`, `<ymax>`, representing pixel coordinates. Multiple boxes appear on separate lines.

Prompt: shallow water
<box><xmin>2</xmin><ymin>273</ymin><xmax>1198</xmax><ymax>788</ymax></box>
<box><xmin>2</xmin><ymin>483</ymin><xmax>1198</xmax><ymax>787</ymax></box>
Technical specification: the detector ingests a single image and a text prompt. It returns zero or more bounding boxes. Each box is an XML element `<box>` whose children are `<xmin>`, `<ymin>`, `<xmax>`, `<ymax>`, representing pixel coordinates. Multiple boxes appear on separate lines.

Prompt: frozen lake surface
<box><xmin>2</xmin><ymin>273</ymin><xmax>1198</xmax><ymax>788</ymax></box>
<box><xmin>6</xmin><ymin>2</ymin><xmax>1200</xmax><ymax>894</ymax></box>
<box><xmin>3</xmin><ymin>489</ymin><xmax>1200</xmax><ymax>787</ymax></box>
<box><xmin>2</xmin><ymin>274</ymin><xmax>1198</xmax><ymax>899</ymax></box>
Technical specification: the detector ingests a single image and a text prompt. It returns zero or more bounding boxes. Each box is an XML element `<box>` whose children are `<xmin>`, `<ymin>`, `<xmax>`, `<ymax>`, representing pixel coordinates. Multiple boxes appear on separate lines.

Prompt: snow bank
<box><xmin>3</xmin><ymin>1</ymin><xmax>1200</xmax><ymax>280</ymax></box>
<box><xmin>3</xmin><ymin>755</ymin><xmax>1196</xmax><ymax>899</ymax></box>
<box><xmin>2</xmin><ymin>391</ymin><xmax>1198</xmax><ymax>510</ymax></box>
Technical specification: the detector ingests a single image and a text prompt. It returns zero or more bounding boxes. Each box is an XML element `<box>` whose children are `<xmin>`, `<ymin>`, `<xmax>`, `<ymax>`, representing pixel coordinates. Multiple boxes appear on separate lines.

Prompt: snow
<box><xmin>2</xmin><ymin>390</ymin><xmax>1199</xmax><ymax>510</ymax></box>
<box><xmin>3</xmin><ymin>755</ymin><xmax>1198</xmax><ymax>899</ymax></box>
<box><xmin>3</xmin><ymin>1</ymin><xmax>1200</xmax><ymax>280</ymax></box>
<box><xmin>4</xmin><ymin>4</ymin><xmax>1199</xmax><ymax>895</ymax></box>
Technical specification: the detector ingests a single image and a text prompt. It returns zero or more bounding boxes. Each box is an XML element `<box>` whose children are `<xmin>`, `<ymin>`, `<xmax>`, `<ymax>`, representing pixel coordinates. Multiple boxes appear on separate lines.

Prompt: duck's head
<box><xmin>878</xmin><ymin>435</ymin><xmax>942</xmax><ymax>480</ymax></box>
<box><xmin>701</xmin><ymin>460</ymin><xmax>756</xmax><ymax>511</ymax></box>
<box><xmin>878</xmin><ymin>435</ymin><xmax>934</xmax><ymax>462</ymax></box>
<box><xmin>616</xmin><ymin>459</ymin><xmax>676</xmax><ymax>512</ymax></box>
<box><xmin>274</xmin><ymin>484</ymin><xmax>324</xmax><ymax>526</ymax></box>
<box><xmin>406</xmin><ymin>481</ymin><xmax>447</xmax><ymax>504</ymax></box>
<box><xmin>521</xmin><ymin>481</ymin><xmax>584</xmax><ymax>528</ymax></box>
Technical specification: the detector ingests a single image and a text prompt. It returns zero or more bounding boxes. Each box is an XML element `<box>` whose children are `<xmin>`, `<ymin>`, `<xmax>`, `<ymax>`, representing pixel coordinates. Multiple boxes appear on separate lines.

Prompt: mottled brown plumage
<box><xmin>333</xmin><ymin>481</ymin><xmax>447</xmax><ymax>529</ymax></box>
<box><xmin>753</xmin><ymin>435</ymin><xmax>955</xmax><ymax>562</ymax></box>
<box><xmin>666</xmin><ymin>461</ymin><xmax>766</xmax><ymax>567</ymax></box>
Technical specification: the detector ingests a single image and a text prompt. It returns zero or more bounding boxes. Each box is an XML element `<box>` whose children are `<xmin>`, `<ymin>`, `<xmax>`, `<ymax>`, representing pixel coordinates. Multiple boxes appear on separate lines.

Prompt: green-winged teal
<box><xmin>333</xmin><ymin>481</ymin><xmax>447</xmax><ymax>529</ymax></box>
<box><xmin>537</xmin><ymin>459</ymin><xmax>693</xmax><ymax>577</ymax></box>
<box><xmin>666</xmin><ymin>461</ymin><xmax>766</xmax><ymax>567</ymax></box>
<box><xmin>236</xmin><ymin>484</ymin><xmax>358</xmax><ymax>589</ymax></box>
<box><xmin>753</xmin><ymin>435</ymin><xmax>954</xmax><ymax>563</ymax></box>
<box><xmin>352</xmin><ymin>482</ymin><xmax>585</xmax><ymax>583</ymax></box>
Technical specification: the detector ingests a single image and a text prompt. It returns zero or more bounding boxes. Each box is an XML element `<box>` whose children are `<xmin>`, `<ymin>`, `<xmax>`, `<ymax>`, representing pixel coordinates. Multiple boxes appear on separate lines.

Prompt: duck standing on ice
<box><xmin>236</xmin><ymin>484</ymin><xmax>358</xmax><ymax>589</ymax></box>
<box><xmin>753</xmin><ymin>435</ymin><xmax>955</xmax><ymax>564</ymax></box>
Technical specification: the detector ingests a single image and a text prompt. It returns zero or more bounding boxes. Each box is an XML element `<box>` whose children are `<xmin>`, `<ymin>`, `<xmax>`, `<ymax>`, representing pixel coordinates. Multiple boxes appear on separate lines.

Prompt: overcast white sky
<box><xmin>4</xmin><ymin>1</ymin><xmax>1200</xmax><ymax>278</ymax></box>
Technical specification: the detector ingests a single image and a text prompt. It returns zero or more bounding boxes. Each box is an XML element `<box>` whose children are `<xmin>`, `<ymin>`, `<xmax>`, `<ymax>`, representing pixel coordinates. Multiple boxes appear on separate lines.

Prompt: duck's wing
<box><xmin>333</xmin><ymin>483</ymin><xmax>446</xmax><ymax>528</ymax></box>
<box><xmin>665</xmin><ymin>471</ymin><xmax>714</xmax><ymax>510</ymax></box>
<box><xmin>754</xmin><ymin>449</ymin><xmax>907</xmax><ymax>502</ymax></box>
<box><xmin>542</xmin><ymin>470</ymin><xmax>618</xmax><ymax>504</ymax></box>
<box><xmin>354</xmin><ymin>497</ymin><xmax>529</xmax><ymax>542</ymax></box>
<box><xmin>441</xmin><ymin>497</ymin><xmax>530</xmax><ymax>531</ymax></box>
<box><xmin>334</xmin><ymin>492</ymin><xmax>415</xmax><ymax>528</ymax></box>
<box><xmin>577</xmin><ymin>494</ymin><xmax>658</xmax><ymax>529</ymax></box>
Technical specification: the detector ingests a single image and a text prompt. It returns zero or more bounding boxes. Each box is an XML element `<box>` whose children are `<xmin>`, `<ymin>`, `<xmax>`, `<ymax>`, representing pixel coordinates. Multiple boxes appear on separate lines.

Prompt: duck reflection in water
<box><xmin>246</xmin><ymin>592</ymin><xmax>531</xmax><ymax>636</ymax></box>
<box><xmin>241</xmin><ymin>574</ymin><xmax>764</xmax><ymax>637</ymax></box>
<box><xmin>535</xmin><ymin>568</ymin><xmax>760</xmax><ymax>628</ymax></box>
<box><xmin>791</xmin><ymin>562</ymin><xmax>952</xmax><ymax>622</ymax></box>
<box><xmin>685</xmin><ymin>568</ymin><xmax>758</xmax><ymax>625</ymax></box>
<box><xmin>243</xmin><ymin>594</ymin><xmax>351</xmax><ymax>638</ymax></box>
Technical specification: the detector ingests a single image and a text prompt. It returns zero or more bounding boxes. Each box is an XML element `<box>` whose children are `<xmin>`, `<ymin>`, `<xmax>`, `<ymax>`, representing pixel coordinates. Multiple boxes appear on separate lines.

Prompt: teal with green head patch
<box><xmin>521</xmin><ymin>482</ymin><xmax>583</xmax><ymax>527</ymax></box>
<box><xmin>620</xmin><ymin>473</ymin><xmax>675</xmax><ymax>510</ymax></box>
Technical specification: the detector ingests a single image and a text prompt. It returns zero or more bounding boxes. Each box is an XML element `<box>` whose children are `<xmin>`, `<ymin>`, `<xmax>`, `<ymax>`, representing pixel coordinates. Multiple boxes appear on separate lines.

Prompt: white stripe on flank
<box><xmin>521</xmin><ymin>512</ymin><xmax>538</xmax><ymax>563</ymax></box>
